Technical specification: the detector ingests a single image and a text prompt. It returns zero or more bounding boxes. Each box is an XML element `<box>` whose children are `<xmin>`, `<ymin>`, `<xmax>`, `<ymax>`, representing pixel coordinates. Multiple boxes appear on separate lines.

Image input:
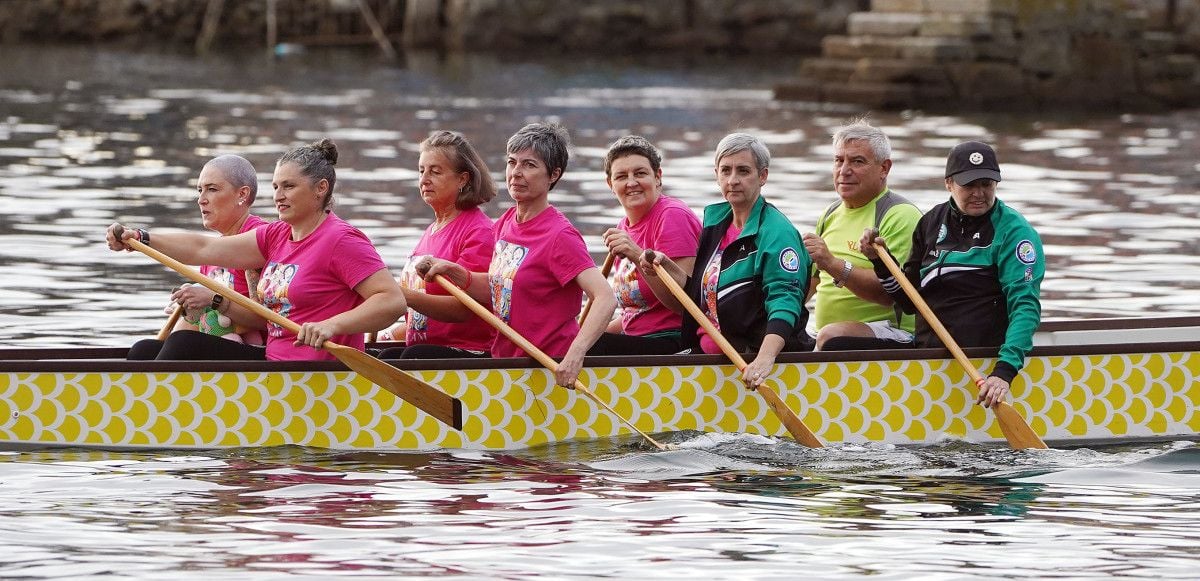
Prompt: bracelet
<box><xmin>463</xmin><ymin>270</ymin><xmax>473</xmax><ymax>289</ymax></box>
<box><xmin>833</xmin><ymin>260</ymin><xmax>852</xmax><ymax>288</ymax></box>
<box><xmin>210</xmin><ymin>293</ymin><xmax>225</xmax><ymax>312</ymax></box>
<box><xmin>135</xmin><ymin>228</ymin><xmax>150</xmax><ymax>245</ymax></box>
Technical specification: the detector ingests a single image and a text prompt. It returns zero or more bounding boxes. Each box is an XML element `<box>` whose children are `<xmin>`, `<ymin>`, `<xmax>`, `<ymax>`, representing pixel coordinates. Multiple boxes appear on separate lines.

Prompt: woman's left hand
<box><xmin>295</xmin><ymin>320</ymin><xmax>337</xmax><ymax>349</ymax></box>
<box><xmin>741</xmin><ymin>352</ymin><xmax>776</xmax><ymax>391</ymax></box>
<box><xmin>170</xmin><ymin>283</ymin><xmax>215</xmax><ymax>313</ymax></box>
<box><xmin>976</xmin><ymin>376</ymin><xmax>1010</xmax><ymax>408</ymax></box>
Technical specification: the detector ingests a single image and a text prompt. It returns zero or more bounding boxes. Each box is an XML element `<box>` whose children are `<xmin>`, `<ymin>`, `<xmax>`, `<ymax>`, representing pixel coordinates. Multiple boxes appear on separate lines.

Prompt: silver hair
<box><xmin>832</xmin><ymin>119</ymin><xmax>891</xmax><ymax>162</ymax></box>
<box><xmin>506</xmin><ymin>122</ymin><xmax>571</xmax><ymax>191</ymax></box>
<box><xmin>714</xmin><ymin>133</ymin><xmax>770</xmax><ymax>171</ymax></box>
<box><xmin>203</xmin><ymin>154</ymin><xmax>258</xmax><ymax>203</ymax></box>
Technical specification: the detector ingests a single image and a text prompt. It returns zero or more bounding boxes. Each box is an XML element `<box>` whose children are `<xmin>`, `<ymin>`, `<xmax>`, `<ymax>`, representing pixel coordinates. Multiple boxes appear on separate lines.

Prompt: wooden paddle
<box><xmin>872</xmin><ymin>243</ymin><xmax>1047</xmax><ymax>450</ymax></box>
<box><xmin>644</xmin><ymin>251</ymin><xmax>824</xmax><ymax>448</ymax></box>
<box><xmin>124</xmin><ymin>238</ymin><xmax>463</xmax><ymax>430</ymax></box>
<box><xmin>431</xmin><ymin>273</ymin><xmax>667</xmax><ymax>451</ymax></box>
<box><xmin>579</xmin><ymin>250</ymin><xmax>615</xmax><ymax>324</ymax></box>
<box><xmin>156</xmin><ymin>304</ymin><xmax>184</xmax><ymax>341</ymax></box>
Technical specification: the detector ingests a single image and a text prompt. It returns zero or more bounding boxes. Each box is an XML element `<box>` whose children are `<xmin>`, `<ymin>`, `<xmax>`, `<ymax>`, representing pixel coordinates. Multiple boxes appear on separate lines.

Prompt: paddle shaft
<box><xmin>579</xmin><ymin>251</ymin><xmax>615</xmax><ymax>324</ymax></box>
<box><xmin>125</xmin><ymin>237</ymin><xmax>463</xmax><ymax>430</ymax></box>
<box><xmin>646</xmin><ymin>252</ymin><xmax>824</xmax><ymax>448</ymax></box>
<box><xmin>156</xmin><ymin>304</ymin><xmax>184</xmax><ymax>341</ymax></box>
<box><xmin>432</xmin><ymin>274</ymin><xmax>666</xmax><ymax>451</ymax></box>
<box><xmin>872</xmin><ymin>244</ymin><xmax>1047</xmax><ymax>449</ymax></box>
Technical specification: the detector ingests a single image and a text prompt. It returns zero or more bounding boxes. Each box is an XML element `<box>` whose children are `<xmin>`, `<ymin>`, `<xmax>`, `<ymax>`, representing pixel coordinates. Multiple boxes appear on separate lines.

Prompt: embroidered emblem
<box><xmin>779</xmin><ymin>247</ymin><xmax>800</xmax><ymax>272</ymax></box>
<box><xmin>937</xmin><ymin>224</ymin><xmax>947</xmax><ymax>244</ymax></box>
<box><xmin>969</xmin><ymin>152</ymin><xmax>984</xmax><ymax>165</ymax></box>
<box><xmin>1024</xmin><ymin>266</ymin><xmax>1034</xmax><ymax>282</ymax></box>
<box><xmin>1016</xmin><ymin>240</ymin><xmax>1037</xmax><ymax>264</ymax></box>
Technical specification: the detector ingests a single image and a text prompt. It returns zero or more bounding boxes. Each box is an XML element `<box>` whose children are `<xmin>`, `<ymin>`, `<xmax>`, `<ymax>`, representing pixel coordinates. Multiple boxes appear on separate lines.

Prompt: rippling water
<box><xmin>2</xmin><ymin>45</ymin><xmax>1200</xmax><ymax>578</ymax></box>
<box><xmin>2</xmin><ymin>437</ymin><xmax>1198</xmax><ymax>579</ymax></box>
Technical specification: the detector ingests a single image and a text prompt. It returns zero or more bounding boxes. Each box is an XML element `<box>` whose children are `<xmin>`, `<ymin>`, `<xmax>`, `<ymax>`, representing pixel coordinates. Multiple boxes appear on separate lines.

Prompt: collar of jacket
<box><xmin>702</xmin><ymin>194</ymin><xmax>769</xmax><ymax>237</ymax></box>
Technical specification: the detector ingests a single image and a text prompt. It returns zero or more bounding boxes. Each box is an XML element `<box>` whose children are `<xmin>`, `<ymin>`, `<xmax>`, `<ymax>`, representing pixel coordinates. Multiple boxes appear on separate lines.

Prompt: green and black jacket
<box><xmin>681</xmin><ymin>195</ymin><xmax>813</xmax><ymax>353</ymax></box>
<box><xmin>870</xmin><ymin>198</ymin><xmax>1044</xmax><ymax>382</ymax></box>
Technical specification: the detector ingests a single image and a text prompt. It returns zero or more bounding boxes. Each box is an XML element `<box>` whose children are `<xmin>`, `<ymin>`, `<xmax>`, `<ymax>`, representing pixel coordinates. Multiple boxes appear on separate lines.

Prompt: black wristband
<box><xmin>210</xmin><ymin>294</ymin><xmax>224</xmax><ymax>312</ymax></box>
<box><xmin>136</xmin><ymin>228</ymin><xmax>150</xmax><ymax>245</ymax></box>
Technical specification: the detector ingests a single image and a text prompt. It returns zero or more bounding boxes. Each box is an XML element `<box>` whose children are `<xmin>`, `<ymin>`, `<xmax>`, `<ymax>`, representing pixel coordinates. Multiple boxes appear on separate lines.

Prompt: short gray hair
<box><xmin>506</xmin><ymin>122</ymin><xmax>571</xmax><ymax>191</ymax></box>
<box><xmin>832</xmin><ymin>119</ymin><xmax>891</xmax><ymax>162</ymax></box>
<box><xmin>714</xmin><ymin>133</ymin><xmax>770</xmax><ymax>172</ymax></box>
<box><xmin>203</xmin><ymin>154</ymin><xmax>258</xmax><ymax>203</ymax></box>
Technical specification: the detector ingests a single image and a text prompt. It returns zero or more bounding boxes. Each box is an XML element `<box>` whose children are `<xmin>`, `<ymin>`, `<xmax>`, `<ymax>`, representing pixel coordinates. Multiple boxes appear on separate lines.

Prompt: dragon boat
<box><xmin>2</xmin><ymin>317</ymin><xmax>1197</xmax><ymax>451</ymax></box>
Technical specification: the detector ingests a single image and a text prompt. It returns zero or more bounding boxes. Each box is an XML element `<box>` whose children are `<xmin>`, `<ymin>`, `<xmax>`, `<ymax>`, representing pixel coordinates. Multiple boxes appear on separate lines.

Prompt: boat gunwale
<box><xmin>2</xmin><ymin>339</ymin><xmax>1199</xmax><ymax>373</ymax></box>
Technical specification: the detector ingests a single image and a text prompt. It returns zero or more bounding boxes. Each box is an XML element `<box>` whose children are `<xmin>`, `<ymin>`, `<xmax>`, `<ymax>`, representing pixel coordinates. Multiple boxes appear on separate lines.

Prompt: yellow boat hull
<box><xmin>3</xmin><ymin>344</ymin><xmax>1197</xmax><ymax>450</ymax></box>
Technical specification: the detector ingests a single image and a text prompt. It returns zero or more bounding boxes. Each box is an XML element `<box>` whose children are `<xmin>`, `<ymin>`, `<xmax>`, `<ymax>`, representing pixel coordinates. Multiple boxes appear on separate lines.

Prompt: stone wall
<box><xmin>0</xmin><ymin>0</ymin><xmax>864</xmax><ymax>53</ymax></box>
<box><xmin>777</xmin><ymin>0</ymin><xmax>1200</xmax><ymax>110</ymax></box>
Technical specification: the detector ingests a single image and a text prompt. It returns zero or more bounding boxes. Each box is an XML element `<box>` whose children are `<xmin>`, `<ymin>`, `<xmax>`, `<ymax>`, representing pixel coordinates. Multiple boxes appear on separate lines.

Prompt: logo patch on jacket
<box><xmin>1016</xmin><ymin>240</ymin><xmax>1037</xmax><ymax>264</ymax></box>
<box><xmin>779</xmin><ymin>247</ymin><xmax>800</xmax><ymax>272</ymax></box>
<box><xmin>937</xmin><ymin>224</ymin><xmax>947</xmax><ymax>244</ymax></box>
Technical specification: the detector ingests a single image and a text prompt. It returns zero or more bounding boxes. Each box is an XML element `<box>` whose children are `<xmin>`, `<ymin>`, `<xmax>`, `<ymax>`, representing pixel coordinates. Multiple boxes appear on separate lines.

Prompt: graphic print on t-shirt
<box><xmin>258</xmin><ymin>261</ymin><xmax>298</xmax><ymax>337</ymax></box>
<box><xmin>400</xmin><ymin>257</ymin><xmax>429</xmax><ymax>340</ymax></box>
<box><xmin>489</xmin><ymin>240</ymin><xmax>529</xmax><ymax>323</ymax></box>
<box><xmin>612</xmin><ymin>258</ymin><xmax>647</xmax><ymax>314</ymax></box>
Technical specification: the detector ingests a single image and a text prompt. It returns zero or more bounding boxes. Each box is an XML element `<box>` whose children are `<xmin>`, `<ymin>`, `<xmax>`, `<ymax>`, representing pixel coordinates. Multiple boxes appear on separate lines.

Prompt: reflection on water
<box><xmin>1</xmin><ymin>45</ymin><xmax>1199</xmax><ymax>347</ymax></box>
<box><xmin>1</xmin><ymin>438</ymin><xmax>1198</xmax><ymax>579</ymax></box>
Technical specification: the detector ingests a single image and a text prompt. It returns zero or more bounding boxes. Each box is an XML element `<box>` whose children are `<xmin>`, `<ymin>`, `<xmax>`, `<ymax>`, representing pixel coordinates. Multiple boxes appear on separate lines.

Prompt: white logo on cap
<box><xmin>969</xmin><ymin>152</ymin><xmax>983</xmax><ymax>165</ymax></box>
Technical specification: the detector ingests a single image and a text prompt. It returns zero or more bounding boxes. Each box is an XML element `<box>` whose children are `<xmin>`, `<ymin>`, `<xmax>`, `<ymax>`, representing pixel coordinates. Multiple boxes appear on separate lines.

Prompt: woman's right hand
<box><xmin>106</xmin><ymin>222</ymin><xmax>137</xmax><ymax>251</ymax></box>
<box><xmin>419</xmin><ymin>257</ymin><xmax>469</xmax><ymax>288</ymax></box>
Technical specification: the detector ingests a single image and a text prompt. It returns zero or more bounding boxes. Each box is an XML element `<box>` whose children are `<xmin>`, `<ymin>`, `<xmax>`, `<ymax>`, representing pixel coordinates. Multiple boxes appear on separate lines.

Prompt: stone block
<box><xmin>1138</xmin><ymin>31</ymin><xmax>1177</xmax><ymax>57</ymax></box>
<box><xmin>822</xmin><ymin>35</ymin><xmax>905</xmax><ymax>59</ymax></box>
<box><xmin>925</xmin><ymin>0</ymin><xmax>1016</xmax><ymax>16</ymax></box>
<box><xmin>800</xmin><ymin>57</ymin><xmax>858</xmax><ymax>82</ymax></box>
<box><xmin>919</xmin><ymin>13</ymin><xmax>1014</xmax><ymax>40</ymax></box>
<box><xmin>1161</xmin><ymin>53</ymin><xmax>1200</xmax><ymax>80</ymax></box>
<box><xmin>871</xmin><ymin>0</ymin><xmax>928</xmax><ymax>13</ymax></box>
<box><xmin>847</xmin><ymin>12</ymin><xmax>926</xmax><ymax>37</ymax></box>
<box><xmin>897</xmin><ymin>36</ymin><xmax>975</xmax><ymax>61</ymax></box>
<box><xmin>850</xmin><ymin>58</ymin><xmax>950</xmax><ymax>84</ymax></box>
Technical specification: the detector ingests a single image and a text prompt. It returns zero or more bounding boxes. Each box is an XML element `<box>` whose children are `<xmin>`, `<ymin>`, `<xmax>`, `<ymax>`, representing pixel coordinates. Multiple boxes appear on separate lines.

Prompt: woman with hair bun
<box><xmin>107</xmin><ymin>138</ymin><xmax>407</xmax><ymax>361</ymax></box>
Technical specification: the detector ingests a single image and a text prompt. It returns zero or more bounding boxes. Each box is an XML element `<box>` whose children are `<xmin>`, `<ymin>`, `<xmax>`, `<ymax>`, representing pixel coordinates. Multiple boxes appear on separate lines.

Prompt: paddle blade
<box><xmin>326</xmin><ymin>343</ymin><xmax>463</xmax><ymax>430</ymax></box>
<box><xmin>757</xmin><ymin>385</ymin><xmax>823</xmax><ymax>448</ymax></box>
<box><xmin>993</xmin><ymin>402</ymin><xmax>1047</xmax><ymax>450</ymax></box>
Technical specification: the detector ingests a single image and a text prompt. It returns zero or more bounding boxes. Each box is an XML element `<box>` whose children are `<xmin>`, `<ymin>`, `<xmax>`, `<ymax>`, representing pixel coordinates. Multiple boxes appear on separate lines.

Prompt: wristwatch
<box><xmin>210</xmin><ymin>294</ymin><xmax>225</xmax><ymax>312</ymax></box>
<box><xmin>833</xmin><ymin>260</ymin><xmax>852</xmax><ymax>288</ymax></box>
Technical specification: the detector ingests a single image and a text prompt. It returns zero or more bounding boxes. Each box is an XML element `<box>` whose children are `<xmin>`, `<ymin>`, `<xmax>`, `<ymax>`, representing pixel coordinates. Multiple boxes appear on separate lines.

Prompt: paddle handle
<box><xmin>579</xmin><ymin>250</ymin><xmax>616</xmax><ymax>324</ymax></box>
<box><xmin>873</xmin><ymin>243</ymin><xmax>1047</xmax><ymax>449</ymax></box>
<box><xmin>645</xmin><ymin>251</ymin><xmax>823</xmax><ymax>448</ymax></box>
<box><xmin>432</xmin><ymin>274</ymin><xmax>666</xmax><ymax>451</ymax></box>
<box><xmin>127</xmin><ymin>239</ymin><xmax>304</xmax><ymax>336</ymax></box>
<box><xmin>156</xmin><ymin>304</ymin><xmax>185</xmax><ymax>341</ymax></box>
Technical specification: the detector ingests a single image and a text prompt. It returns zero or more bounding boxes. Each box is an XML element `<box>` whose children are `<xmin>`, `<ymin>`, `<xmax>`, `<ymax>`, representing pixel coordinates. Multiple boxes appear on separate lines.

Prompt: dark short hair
<box><xmin>278</xmin><ymin>138</ymin><xmax>338</xmax><ymax>211</ymax></box>
<box><xmin>420</xmin><ymin>130</ymin><xmax>497</xmax><ymax>210</ymax></box>
<box><xmin>506</xmin><ymin>122</ymin><xmax>570</xmax><ymax>191</ymax></box>
<box><xmin>603</xmin><ymin>135</ymin><xmax>662</xmax><ymax>177</ymax></box>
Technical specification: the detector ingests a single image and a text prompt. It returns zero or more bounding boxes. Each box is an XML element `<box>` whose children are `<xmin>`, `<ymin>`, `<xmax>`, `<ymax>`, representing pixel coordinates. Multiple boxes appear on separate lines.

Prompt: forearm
<box><xmin>403</xmin><ymin>288</ymin><xmax>472</xmax><ymax>323</ymax></box>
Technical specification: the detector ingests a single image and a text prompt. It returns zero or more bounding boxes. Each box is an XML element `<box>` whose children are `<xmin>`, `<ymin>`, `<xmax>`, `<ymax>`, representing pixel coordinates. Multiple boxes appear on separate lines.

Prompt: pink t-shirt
<box><xmin>489</xmin><ymin>205</ymin><xmax>593</xmax><ymax>358</ymax></box>
<box><xmin>201</xmin><ymin>214</ymin><xmax>268</xmax><ymax>343</ymax></box>
<box><xmin>402</xmin><ymin>207</ymin><xmax>496</xmax><ymax>352</ymax></box>
<box><xmin>255</xmin><ymin>213</ymin><xmax>387</xmax><ymax>361</ymax></box>
<box><xmin>697</xmin><ymin>224</ymin><xmax>742</xmax><ymax>355</ymax></box>
<box><xmin>611</xmin><ymin>195</ymin><xmax>700</xmax><ymax>336</ymax></box>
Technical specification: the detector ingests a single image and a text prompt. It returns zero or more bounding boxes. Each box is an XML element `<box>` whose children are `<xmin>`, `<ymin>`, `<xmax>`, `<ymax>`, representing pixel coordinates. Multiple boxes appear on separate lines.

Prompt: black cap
<box><xmin>945</xmin><ymin>141</ymin><xmax>1001</xmax><ymax>186</ymax></box>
